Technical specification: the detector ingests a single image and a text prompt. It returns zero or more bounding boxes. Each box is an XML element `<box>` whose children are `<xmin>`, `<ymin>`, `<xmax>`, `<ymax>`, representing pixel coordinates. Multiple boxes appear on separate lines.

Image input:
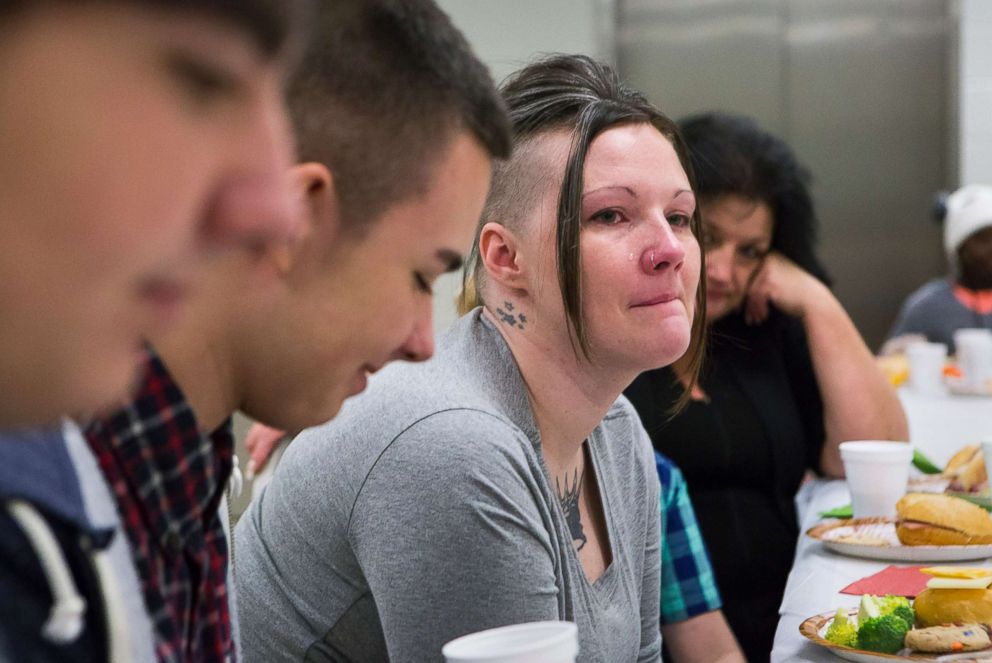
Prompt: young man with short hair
<box><xmin>83</xmin><ymin>1</ymin><xmax>511</xmax><ymax>660</ymax></box>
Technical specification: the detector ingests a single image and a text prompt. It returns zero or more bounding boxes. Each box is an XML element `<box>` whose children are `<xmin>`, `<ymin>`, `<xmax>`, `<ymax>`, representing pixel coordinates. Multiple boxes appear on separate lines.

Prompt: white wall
<box><xmin>959</xmin><ymin>0</ymin><xmax>992</xmax><ymax>185</ymax></box>
<box><xmin>430</xmin><ymin>0</ymin><xmax>611</xmax><ymax>333</ymax></box>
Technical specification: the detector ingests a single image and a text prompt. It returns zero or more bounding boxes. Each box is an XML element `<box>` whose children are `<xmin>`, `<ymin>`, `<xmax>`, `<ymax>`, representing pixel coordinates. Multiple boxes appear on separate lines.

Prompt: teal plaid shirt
<box><xmin>656</xmin><ymin>452</ymin><xmax>722</xmax><ymax>624</ymax></box>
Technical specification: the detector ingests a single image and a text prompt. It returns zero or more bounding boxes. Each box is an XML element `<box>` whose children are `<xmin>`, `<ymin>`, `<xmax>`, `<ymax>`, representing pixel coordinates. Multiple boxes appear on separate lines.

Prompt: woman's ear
<box><xmin>269</xmin><ymin>162</ymin><xmax>341</xmax><ymax>275</ymax></box>
<box><xmin>479</xmin><ymin>221</ymin><xmax>528</xmax><ymax>291</ymax></box>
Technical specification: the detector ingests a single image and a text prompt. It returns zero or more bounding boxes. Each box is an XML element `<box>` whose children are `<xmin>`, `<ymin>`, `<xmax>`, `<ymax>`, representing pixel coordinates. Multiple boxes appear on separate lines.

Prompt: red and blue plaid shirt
<box><xmin>85</xmin><ymin>349</ymin><xmax>235</xmax><ymax>662</ymax></box>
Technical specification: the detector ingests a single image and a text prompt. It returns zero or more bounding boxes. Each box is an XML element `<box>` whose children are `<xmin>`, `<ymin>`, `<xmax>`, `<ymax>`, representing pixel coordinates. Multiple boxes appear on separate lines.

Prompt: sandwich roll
<box><xmin>944</xmin><ymin>444</ymin><xmax>988</xmax><ymax>492</ymax></box>
<box><xmin>914</xmin><ymin>587</ymin><xmax>992</xmax><ymax>627</ymax></box>
<box><xmin>896</xmin><ymin>493</ymin><xmax>992</xmax><ymax>546</ymax></box>
<box><xmin>945</xmin><ymin>445</ymin><xmax>980</xmax><ymax>476</ymax></box>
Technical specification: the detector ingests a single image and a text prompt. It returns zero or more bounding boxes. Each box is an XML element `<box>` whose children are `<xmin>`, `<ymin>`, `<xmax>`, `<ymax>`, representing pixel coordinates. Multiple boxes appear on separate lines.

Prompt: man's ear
<box><xmin>479</xmin><ymin>222</ymin><xmax>528</xmax><ymax>292</ymax></box>
<box><xmin>269</xmin><ymin>162</ymin><xmax>341</xmax><ymax>274</ymax></box>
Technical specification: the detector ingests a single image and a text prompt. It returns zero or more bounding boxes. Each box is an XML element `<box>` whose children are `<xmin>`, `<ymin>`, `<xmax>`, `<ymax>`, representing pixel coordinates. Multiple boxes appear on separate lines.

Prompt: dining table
<box><xmin>770</xmin><ymin>387</ymin><xmax>992</xmax><ymax>662</ymax></box>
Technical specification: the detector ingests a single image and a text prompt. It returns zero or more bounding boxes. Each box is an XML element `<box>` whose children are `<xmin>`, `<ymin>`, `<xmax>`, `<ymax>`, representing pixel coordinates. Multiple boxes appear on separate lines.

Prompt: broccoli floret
<box><xmin>857</xmin><ymin>594</ymin><xmax>915</xmax><ymax>627</ymax></box>
<box><xmin>878</xmin><ymin>595</ymin><xmax>915</xmax><ymax>627</ymax></box>
<box><xmin>825</xmin><ymin>608</ymin><xmax>858</xmax><ymax>648</ymax></box>
<box><xmin>858</xmin><ymin>594</ymin><xmax>884</xmax><ymax>623</ymax></box>
<box><xmin>877</xmin><ymin>595</ymin><xmax>909</xmax><ymax>611</ymax></box>
<box><xmin>891</xmin><ymin>604</ymin><xmax>914</xmax><ymax>627</ymax></box>
<box><xmin>857</xmin><ymin>614</ymin><xmax>910</xmax><ymax>654</ymax></box>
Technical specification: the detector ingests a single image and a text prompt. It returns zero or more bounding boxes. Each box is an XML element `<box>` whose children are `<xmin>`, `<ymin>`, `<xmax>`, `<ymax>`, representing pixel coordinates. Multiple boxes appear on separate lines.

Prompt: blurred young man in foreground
<box><xmin>0</xmin><ymin>1</ymin><xmax>312</xmax><ymax>660</ymax></box>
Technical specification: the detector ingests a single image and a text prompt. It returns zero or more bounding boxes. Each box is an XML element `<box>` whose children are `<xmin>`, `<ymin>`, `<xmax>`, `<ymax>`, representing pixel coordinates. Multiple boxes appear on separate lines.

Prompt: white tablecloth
<box><xmin>771</xmin><ymin>389</ymin><xmax>992</xmax><ymax>662</ymax></box>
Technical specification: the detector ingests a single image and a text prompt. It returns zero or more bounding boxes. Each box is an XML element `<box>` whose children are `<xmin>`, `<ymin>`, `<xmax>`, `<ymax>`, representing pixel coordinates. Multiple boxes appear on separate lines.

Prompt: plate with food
<box><xmin>802</xmin><ymin>568</ymin><xmax>992</xmax><ymax>661</ymax></box>
<box><xmin>819</xmin><ymin>446</ymin><xmax>991</xmax><ymax>520</ymax></box>
<box><xmin>807</xmin><ymin>494</ymin><xmax>992</xmax><ymax>562</ymax></box>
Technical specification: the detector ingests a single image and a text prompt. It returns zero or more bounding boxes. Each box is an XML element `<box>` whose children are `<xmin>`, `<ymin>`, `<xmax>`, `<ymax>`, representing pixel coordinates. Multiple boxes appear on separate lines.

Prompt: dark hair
<box><xmin>679</xmin><ymin>112</ymin><xmax>831</xmax><ymax>285</ymax></box>
<box><xmin>0</xmin><ymin>0</ymin><xmax>312</xmax><ymax>58</ymax></box>
<box><xmin>462</xmin><ymin>53</ymin><xmax>707</xmax><ymax>402</ymax></box>
<box><xmin>287</xmin><ymin>0</ymin><xmax>511</xmax><ymax>230</ymax></box>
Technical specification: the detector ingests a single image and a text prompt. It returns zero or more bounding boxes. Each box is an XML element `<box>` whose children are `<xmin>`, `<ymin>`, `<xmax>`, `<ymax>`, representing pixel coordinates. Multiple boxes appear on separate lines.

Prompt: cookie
<box><xmin>904</xmin><ymin>624</ymin><xmax>991</xmax><ymax>653</ymax></box>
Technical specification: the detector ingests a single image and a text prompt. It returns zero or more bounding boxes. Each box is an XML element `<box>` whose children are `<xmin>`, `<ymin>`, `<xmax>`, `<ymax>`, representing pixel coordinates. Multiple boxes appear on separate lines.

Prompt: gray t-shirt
<box><xmin>888</xmin><ymin>278</ymin><xmax>992</xmax><ymax>351</ymax></box>
<box><xmin>234</xmin><ymin>310</ymin><xmax>662</xmax><ymax>662</ymax></box>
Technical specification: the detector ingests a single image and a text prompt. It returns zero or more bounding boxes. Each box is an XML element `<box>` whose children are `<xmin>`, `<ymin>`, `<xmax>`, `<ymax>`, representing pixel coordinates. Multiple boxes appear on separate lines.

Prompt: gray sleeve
<box><xmin>349</xmin><ymin>409</ymin><xmax>561</xmax><ymax>663</ymax></box>
<box><xmin>887</xmin><ymin>281</ymin><xmax>943</xmax><ymax>342</ymax></box>
<box><xmin>636</xmin><ymin>426</ymin><xmax>662</xmax><ymax>662</ymax></box>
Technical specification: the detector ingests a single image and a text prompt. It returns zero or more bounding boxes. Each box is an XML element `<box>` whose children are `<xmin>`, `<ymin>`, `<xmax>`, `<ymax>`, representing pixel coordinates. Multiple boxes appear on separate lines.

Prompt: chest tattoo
<box><xmin>556</xmin><ymin>467</ymin><xmax>587</xmax><ymax>551</ymax></box>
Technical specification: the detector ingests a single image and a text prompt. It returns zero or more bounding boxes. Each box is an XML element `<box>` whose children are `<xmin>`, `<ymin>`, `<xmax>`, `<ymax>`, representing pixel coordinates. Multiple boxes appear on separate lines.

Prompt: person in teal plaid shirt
<box><xmin>657</xmin><ymin>452</ymin><xmax>745</xmax><ymax>662</ymax></box>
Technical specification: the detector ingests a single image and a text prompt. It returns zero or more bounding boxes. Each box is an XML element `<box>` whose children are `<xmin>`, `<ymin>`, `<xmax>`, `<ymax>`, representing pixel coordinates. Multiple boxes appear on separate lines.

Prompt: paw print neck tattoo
<box><xmin>557</xmin><ymin>467</ymin><xmax>587</xmax><ymax>552</ymax></box>
<box><xmin>495</xmin><ymin>300</ymin><xmax>527</xmax><ymax>330</ymax></box>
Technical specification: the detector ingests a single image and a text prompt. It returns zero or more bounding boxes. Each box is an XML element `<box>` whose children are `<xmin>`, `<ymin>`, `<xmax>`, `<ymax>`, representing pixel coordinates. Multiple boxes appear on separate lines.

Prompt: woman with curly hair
<box><xmin>625</xmin><ymin>112</ymin><xmax>907</xmax><ymax>661</ymax></box>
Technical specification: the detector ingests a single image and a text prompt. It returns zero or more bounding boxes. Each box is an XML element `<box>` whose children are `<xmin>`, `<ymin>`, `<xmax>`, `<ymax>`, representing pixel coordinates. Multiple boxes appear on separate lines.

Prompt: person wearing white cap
<box><xmin>887</xmin><ymin>184</ymin><xmax>992</xmax><ymax>352</ymax></box>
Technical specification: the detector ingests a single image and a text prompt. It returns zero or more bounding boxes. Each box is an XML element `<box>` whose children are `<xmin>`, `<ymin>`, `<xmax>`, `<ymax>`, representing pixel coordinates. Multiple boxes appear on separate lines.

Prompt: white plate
<box><xmin>800</xmin><ymin>609</ymin><xmax>992</xmax><ymax>661</ymax></box>
<box><xmin>806</xmin><ymin>518</ymin><xmax>992</xmax><ymax>562</ymax></box>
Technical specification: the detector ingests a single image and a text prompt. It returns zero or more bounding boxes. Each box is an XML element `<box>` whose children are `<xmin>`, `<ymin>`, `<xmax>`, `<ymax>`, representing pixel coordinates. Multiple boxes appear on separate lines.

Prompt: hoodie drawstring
<box><xmin>5</xmin><ymin>499</ymin><xmax>86</xmax><ymax>644</ymax></box>
<box><xmin>5</xmin><ymin>499</ymin><xmax>133</xmax><ymax>662</ymax></box>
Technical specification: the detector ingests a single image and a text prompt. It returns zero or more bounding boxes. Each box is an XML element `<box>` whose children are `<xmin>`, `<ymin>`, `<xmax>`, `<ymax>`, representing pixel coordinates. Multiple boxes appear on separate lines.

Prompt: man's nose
<box><xmin>203</xmin><ymin>89</ymin><xmax>302</xmax><ymax>250</ymax></box>
<box><xmin>396</xmin><ymin>306</ymin><xmax>436</xmax><ymax>363</ymax></box>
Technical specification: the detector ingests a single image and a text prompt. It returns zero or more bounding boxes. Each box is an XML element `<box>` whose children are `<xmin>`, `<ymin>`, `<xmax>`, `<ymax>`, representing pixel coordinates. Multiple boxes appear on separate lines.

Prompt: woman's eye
<box><xmin>667</xmin><ymin>213</ymin><xmax>691</xmax><ymax>228</ymax></box>
<box><xmin>590</xmin><ymin>209</ymin><xmax>625</xmax><ymax>225</ymax></box>
<box><xmin>414</xmin><ymin>272</ymin><xmax>433</xmax><ymax>295</ymax></box>
<box><xmin>738</xmin><ymin>245</ymin><xmax>766</xmax><ymax>261</ymax></box>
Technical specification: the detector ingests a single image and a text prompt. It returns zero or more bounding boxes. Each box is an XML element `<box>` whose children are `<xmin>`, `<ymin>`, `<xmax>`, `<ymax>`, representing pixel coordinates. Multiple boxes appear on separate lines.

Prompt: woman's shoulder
<box><xmin>278</xmin><ymin>405</ymin><xmax>544</xmax><ymax>544</ymax></box>
<box><xmin>349</xmin><ymin>408</ymin><xmax>554</xmax><ymax>542</ymax></box>
<box><xmin>384</xmin><ymin>407</ymin><xmax>535</xmax><ymax>466</ymax></box>
<box><xmin>292</xmin><ymin>393</ymin><xmax>533</xmax><ymax>479</ymax></box>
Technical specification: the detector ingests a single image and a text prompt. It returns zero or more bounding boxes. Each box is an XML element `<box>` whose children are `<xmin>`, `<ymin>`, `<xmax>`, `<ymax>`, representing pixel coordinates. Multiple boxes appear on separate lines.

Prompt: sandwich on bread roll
<box><xmin>895</xmin><ymin>493</ymin><xmax>992</xmax><ymax>546</ymax></box>
<box><xmin>915</xmin><ymin>566</ymin><xmax>992</xmax><ymax>627</ymax></box>
<box><xmin>944</xmin><ymin>444</ymin><xmax>988</xmax><ymax>492</ymax></box>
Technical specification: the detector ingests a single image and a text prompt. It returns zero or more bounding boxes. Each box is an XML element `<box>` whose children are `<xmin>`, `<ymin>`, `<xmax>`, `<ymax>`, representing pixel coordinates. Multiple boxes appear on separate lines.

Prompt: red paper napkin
<box><xmin>840</xmin><ymin>565</ymin><xmax>930</xmax><ymax>598</ymax></box>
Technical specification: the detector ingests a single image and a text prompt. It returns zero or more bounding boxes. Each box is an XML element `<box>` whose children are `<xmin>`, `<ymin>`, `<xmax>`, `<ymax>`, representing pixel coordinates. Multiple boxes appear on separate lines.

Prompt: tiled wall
<box><xmin>960</xmin><ymin>0</ymin><xmax>992</xmax><ymax>185</ymax></box>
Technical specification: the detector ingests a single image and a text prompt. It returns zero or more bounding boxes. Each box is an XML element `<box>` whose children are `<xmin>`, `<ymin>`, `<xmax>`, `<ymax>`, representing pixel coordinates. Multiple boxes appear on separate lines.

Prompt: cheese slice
<box><xmin>920</xmin><ymin>566</ymin><xmax>992</xmax><ymax>579</ymax></box>
<box><xmin>926</xmin><ymin>576</ymin><xmax>992</xmax><ymax>589</ymax></box>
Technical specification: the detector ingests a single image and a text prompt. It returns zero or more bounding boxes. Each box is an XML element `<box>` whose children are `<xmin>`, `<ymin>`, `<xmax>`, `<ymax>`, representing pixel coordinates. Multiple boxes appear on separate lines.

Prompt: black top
<box><xmin>625</xmin><ymin>309</ymin><xmax>824</xmax><ymax>662</ymax></box>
